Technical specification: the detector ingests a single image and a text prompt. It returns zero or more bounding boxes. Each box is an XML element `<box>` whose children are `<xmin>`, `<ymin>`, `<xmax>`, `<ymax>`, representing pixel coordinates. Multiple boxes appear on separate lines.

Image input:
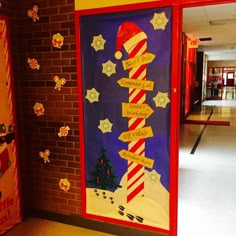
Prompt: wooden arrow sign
<box><xmin>118</xmin><ymin>126</ymin><xmax>153</xmax><ymax>142</ymax></box>
<box><xmin>122</xmin><ymin>53</ymin><xmax>156</xmax><ymax>70</ymax></box>
<box><xmin>122</xmin><ymin>103</ymin><xmax>154</xmax><ymax>119</ymax></box>
<box><xmin>117</xmin><ymin>78</ymin><xmax>154</xmax><ymax>91</ymax></box>
<box><xmin>119</xmin><ymin>149</ymin><xmax>154</xmax><ymax>169</ymax></box>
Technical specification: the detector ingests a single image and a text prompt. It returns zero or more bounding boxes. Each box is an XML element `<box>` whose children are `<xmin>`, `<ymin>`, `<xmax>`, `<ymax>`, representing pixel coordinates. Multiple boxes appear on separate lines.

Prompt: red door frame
<box><xmin>76</xmin><ymin>2</ymin><xmax>181</xmax><ymax>235</ymax></box>
<box><xmin>75</xmin><ymin>1</ymin><xmax>235</xmax><ymax>235</ymax></box>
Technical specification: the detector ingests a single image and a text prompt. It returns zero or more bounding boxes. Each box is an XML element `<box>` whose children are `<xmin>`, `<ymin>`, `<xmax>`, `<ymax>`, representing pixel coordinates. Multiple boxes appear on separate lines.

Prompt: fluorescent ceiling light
<box><xmin>199</xmin><ymin>37</ymin><xmax>212</xmax><ymax>41</ymax></box>
<box><xmin>209</xmin><ymin>18</ymin><xmax>236</xmax><ymax>25</ymax></box>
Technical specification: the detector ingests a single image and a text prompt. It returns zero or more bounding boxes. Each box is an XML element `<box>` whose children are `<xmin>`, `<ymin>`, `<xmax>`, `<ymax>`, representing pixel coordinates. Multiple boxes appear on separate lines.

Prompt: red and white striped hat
<box><xmin>114</xmin><ymin>21</ymin><xmax>147</xmax><ymax>60</ymax></box>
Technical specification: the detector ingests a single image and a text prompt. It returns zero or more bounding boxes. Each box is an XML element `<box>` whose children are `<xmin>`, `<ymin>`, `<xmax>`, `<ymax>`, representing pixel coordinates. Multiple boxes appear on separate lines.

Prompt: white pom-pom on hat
<box><xmin>115</xmin><ymin>51</ymin><xmax>122</xmax><ymax>60</ymax></box>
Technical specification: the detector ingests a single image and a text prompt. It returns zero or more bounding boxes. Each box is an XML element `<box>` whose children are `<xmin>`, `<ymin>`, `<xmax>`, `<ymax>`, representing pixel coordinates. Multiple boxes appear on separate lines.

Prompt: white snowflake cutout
<box><xmin>91</xmin><ymin>34</ymin><xmax>106</xmax><ymax>51</ymax></box>
<box><xmin>102</xmin><ymin>60</ymin><xmax>116</xmax><ymax>77</ymax></box>
<box><xmin>98</xmin><ymin>118</ymin><xmax>113</xmax><ymax>133</ymax></box>
<box><xmin>153</xmin><ymin>92</ymin><xmax>170</xmax><ymax>108</ymax></box>
<box><xmin>150</xmin><ymin>12</ymin><xmax>169</xmax><ymax>30</ymax></box>
<box><xmin>85</xmin><ymin>88</ymin><xmax>100</xmax><ymax>103</ymax></box>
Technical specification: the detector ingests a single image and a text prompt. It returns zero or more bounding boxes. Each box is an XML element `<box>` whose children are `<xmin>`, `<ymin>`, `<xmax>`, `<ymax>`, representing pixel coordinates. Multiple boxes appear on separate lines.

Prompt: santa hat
<box><xmin>114</xmin><ymin>22</ymin><xmax>147</xmax><ymax>60</ymax></box>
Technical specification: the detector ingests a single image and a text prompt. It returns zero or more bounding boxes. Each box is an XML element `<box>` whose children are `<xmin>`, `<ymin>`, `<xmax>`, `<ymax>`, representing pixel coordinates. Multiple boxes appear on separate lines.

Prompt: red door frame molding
<box><xmin>75</xmin><ymin>1</ymin><xmax>235</xmax><ymax>235</ymax></box>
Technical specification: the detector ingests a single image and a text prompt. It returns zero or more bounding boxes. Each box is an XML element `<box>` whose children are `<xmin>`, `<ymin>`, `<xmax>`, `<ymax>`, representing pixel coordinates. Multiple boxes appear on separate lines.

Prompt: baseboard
<box><xmin>184</xmin><ymin>119</ymin><xmax>230</xmax><ymax>126</ymax></box>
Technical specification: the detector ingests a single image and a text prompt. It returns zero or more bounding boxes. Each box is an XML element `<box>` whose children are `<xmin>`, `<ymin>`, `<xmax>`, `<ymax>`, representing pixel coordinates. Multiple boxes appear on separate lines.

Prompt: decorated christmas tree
<box><xmin>88</xmin><ymin>148</ymin><xmax>122</xmax><ymax>191</ymax></box>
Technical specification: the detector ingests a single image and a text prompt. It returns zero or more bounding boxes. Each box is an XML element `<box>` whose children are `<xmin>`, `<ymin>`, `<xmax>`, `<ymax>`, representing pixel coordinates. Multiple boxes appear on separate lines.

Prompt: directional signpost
<box><xmin>115</xmin><ymin>23</ymin><xmax>156</xmax><ymax>203</ymax></box>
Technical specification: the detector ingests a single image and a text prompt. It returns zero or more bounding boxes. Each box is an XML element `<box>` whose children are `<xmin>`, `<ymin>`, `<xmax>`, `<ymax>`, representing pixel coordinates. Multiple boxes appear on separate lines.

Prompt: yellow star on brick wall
<box><xmin>153</xmin><ymin>92</ymin><xmax>170</xmax><ymax>108</ymax></box>
<box><xmin>150</xmin><ymin>12</ymin><xmax>169</xmax><ymax>30</ymax></box>
<box><xmin>102</xmin><ymin>60</ymin><xmax>116</xmax><ymax>77</ymax></box>
<box><xmin>98</xmin><ymin>118</ymin><xmax>113</xmax><ymax>133</ymax></box>
<box><xmin>85</xmin><ymin>88</ymin><xmax>100</xmax><ymax>103</ymax></box>
<box><xmin>91</xmin><ymin>34</ymin><xmax>106</xmax><ymax>51</ymax></box>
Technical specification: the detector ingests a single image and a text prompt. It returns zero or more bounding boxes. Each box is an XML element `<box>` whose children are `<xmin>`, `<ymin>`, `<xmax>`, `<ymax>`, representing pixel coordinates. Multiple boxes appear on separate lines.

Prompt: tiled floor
<box><xmin>4</xmin><ymin>88</ymin><xmax>236</xmax><ymax>236</ymax></box>
<box><xmin>3</xmin><ymin>217</ymin><xmax>115</xmax><ymax>236</ymax></box>
<box><xmin>178</xmin><ymin>99</ymin><xmax>236</xmax><ymax>236</ymax></box>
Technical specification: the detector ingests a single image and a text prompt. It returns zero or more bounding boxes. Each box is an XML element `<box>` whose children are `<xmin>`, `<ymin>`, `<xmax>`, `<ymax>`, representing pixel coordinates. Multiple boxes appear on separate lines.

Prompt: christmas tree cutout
<box><xmin>88</xmin><ymin>148</ymin><xmax>122</xmax><ymax>191</ymax></box>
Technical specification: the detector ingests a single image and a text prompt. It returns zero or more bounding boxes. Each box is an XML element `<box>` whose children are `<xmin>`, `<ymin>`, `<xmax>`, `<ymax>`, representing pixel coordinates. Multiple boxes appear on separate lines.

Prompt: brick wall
<box><xmin>12</xmin><ymin>0</ymin><xmax>81</xmax><ymax>216</ymax></box>
<box><xmin>0</xmin><ymin>1</ymin><xmax>15</xmax><ymax>15</ymax></box>
<box><xmin>1</xmin><ymin>2</ymin><xmax>174</xmax><ymax>235</ymax></box>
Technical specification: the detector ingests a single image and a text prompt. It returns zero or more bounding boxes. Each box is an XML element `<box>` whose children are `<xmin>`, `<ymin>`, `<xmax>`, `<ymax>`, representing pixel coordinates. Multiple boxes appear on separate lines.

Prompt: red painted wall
<box><xmin>184</xmin><ymin>35</ymin><xmax>196</xmax><ymax>116</ymax></box>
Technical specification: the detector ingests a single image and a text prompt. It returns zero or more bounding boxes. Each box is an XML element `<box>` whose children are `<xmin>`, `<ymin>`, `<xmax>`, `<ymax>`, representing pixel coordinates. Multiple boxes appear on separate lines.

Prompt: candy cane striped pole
<box><xmin>115</xmin><ymin>22</ymin><xmax>148</xmax><ymax>203</ymax></box>
<box><xmin>126</xmin><ymin>34</ymin><xmax>147</xmax><ymax>203</ymax></box>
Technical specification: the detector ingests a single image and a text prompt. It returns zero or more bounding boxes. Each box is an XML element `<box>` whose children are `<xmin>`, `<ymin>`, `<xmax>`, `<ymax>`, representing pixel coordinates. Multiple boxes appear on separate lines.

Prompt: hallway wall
<box><xmin>9</xmin><ymin>0</ymin><xmax>81</xmax><ymax>217</ymax></box>
<box><xmin>208</xmin><ymin>60</ymin><xmax>236</xmax><ymax>67</ymax></box>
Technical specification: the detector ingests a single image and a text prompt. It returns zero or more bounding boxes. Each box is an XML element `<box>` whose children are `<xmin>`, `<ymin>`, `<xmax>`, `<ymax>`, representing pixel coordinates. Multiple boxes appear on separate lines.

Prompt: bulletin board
<box><xmin>0</xmin><ymin>15</ymin><xmax>22</xmax><ymax>234</ymax></box>
<box><xmin>76</xmin><ymin>4</ymin><xmax>175</xmax><ymax>235</ymax></box>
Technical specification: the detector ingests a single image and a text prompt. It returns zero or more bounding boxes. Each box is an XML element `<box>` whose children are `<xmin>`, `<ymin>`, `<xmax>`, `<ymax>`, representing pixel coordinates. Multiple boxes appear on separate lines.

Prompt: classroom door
<box><xmin>75</xmin><ymin>3</ymin><xmax>178</xmax><ymax>235</ymax></box>
<box><xmin>0</xmin><ymin>15</ymin><xmax>22</xmax><ymax>234</ymax></box>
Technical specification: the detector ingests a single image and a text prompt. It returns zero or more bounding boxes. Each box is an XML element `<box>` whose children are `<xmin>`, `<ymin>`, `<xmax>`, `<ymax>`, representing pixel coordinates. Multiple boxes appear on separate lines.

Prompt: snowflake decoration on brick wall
<box><xmin>28</xmin><ymin>58</ymin><xmax>40</xmax><ymax>70</ymax></box>
<box><xmin>54</xmin><ymin>75</ymin><xmax>66</xmax><ymax>91</ymax></box>
<box><xmin>52</xmin><ymin>33</ymin><xmax>64</xmax><ymax>48</ymax></box>
<box><xmin>39</xmin><ymin>149</ymin><xmax>50</xmax><ymax>163</ymax></box>
<box><xmin>33</xmin><ymin>102</ymin><xmax>45</xmax><ymax>116</ymax></box>
<box><xmin>58</xmin><ymin>125</ymin><xmax>70</xmax><ymax>137</ymax></box>
<box><xmin>27</xmin><ymin>5</ymin><xmax>39</xmax><ymax>22</ymax></box>
<box><xmin>59</xmin><ymin>178</ymin><xmax>71</xmax><ymax>192</ymax></box>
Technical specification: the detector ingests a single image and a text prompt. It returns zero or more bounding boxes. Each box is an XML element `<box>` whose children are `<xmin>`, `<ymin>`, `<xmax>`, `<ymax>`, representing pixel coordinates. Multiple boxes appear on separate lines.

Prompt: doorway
<box><xmin>179</xmin><ymin>3</ymin><xmax>236</xmax><ymax>236</ymax></box>
<box><xmin>226</xmin><ymin>71</ymin><xmax>235</xmax><ymax>86</ymax></box>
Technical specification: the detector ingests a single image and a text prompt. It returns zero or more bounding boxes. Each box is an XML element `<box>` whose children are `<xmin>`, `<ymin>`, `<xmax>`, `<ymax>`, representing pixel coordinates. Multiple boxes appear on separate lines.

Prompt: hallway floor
<box><xmin>3</xmin><ymin>217</ymin><xmax>114</xmax><ymax>236</ymax></box>
<box><xmin>178</xmin><ymin>99</ymin><xmax>236</xmax><ymax>236</ymax></box>
<box><xmin>4</xmin><ymin>98</ymin><xmax>236</xmax><ymax>236</ymax></box>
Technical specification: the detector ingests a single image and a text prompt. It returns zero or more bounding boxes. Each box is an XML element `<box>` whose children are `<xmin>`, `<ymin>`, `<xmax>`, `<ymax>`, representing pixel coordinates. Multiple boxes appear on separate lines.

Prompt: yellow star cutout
<box><xmin>150</xmin><ymin>12</ymin><xmax>169</xmax><ymax>30</ymax></box>
<box><xmin>153</xmin><ymin>92</ymin><xmax>170</xmax><ymax>108</ymax></box>
<box><xmin>102</xmin><ymin>60</ymin><xmax>116</xmax><ymax>77</ymax></box>
<box><xmin>91</xmin><ymin>34</ymin><xmax>106</xmax><ymax>51</ymax></box>
<box><xmin>85</xmin><ymin>88</ymin><xmax>100</xmax><ymax>103</ymax></box>
<box><xmin>98</xmin><ymin>118</ymin><xmax>113</xmax><ymax>133</ymax></box>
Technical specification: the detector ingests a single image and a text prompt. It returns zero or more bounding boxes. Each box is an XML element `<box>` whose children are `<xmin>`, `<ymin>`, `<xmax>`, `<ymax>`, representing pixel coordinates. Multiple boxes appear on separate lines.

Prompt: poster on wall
<box><xmin>78</xmin><ymin>6</ymin><xmax>172</xmax><ymax>232</ymax></box>
<box><xmin>0</xmin><ymin>16</ymin><xmax>22</xmax><ymax>234</ymax></box>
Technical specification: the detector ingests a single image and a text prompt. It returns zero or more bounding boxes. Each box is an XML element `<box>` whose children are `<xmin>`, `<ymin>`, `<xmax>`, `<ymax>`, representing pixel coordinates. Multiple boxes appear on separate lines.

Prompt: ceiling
<box><xmin>183</xmin><ymin>3</ymin><xmax>236</xmax><ymax>61</ymax></box>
